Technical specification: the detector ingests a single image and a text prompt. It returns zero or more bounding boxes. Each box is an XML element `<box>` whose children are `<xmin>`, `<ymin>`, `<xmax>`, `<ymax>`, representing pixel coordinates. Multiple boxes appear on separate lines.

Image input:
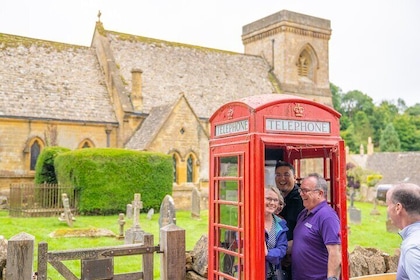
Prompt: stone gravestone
<box><xmin>159</xmin><ymin>195</ymin><xmax>176</xmax><ymax>229</ymax></box>
<box><xmin>117</xmin><ymin>213</ymin><xmax>125</xmax><ymax>239</ymax></box>
<box><xmin>146</xmin><ymin>208</ymin><xmax>154</xmax><ymax>220</ymax></box>
<box><xmin>125</xmin><ymin>193</ymin><xmax>145</xmax><ymax>244</ymax></box>
<box><xmin>126</xmin><ymin>203</ymin><xmax>133</xmax><ymax>219</ymax></box>
<box><xmin>191</xmin><ymin>187</ymin><xmax>201</xmax><ymax>219</ymax></box>
<box><xmin>349</xmin><ymin>207</ymin><xmax>362</xmax><ymax>224</ymax></box>
<box><xmin>58</xmin><ymin>193</ymin><xmax>75</xmax><ymax>227</ymax></box>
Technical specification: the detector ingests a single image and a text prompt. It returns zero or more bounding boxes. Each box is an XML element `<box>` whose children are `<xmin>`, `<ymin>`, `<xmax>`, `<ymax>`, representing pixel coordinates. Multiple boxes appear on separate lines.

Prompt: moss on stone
<box><xmin>0</xmin><ymin>33</ymin><xmax>87</xmax><ymax>51</ymax></box>
<box><xmin>106</xmin><ymin>30</ymin><xmax>238</xmax><ymax>55</ymax></box>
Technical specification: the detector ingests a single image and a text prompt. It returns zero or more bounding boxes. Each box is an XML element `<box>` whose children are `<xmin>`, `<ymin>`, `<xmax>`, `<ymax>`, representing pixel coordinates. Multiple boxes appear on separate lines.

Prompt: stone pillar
<box><xmin>6</xmin><ymin>232</ymin><xmax>34</xmax><ymax>280</ymax></box>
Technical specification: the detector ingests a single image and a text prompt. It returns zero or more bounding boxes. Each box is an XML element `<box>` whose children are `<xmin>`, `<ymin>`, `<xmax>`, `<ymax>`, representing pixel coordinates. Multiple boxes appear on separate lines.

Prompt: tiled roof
<box><xmin>125</xmin><ymin>102</ymin><xmax>173</xmax><ymax>150</ymax></box>
<box><xmin>349</xmin><ymin>152</ymin><xmax>420</xmax><ymax>185</ymax></box>
<box><xmin>0</xmin><ymin>34</ymin><xmax>117</xmax><ymax>123</ymax></box>
<box><xmin>107</xmin><ymin>31</ymin><xmax>276</xmax><ymax>119</ymax></box>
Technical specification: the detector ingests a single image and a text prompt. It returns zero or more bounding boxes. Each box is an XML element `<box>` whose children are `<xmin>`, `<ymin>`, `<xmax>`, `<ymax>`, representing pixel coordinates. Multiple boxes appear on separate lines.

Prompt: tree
<box><xmin>330</xmin><ymin>83</ymin><xmax>343</xmax><ymax>112</ymax></box>
<box><xmin>341</xmin><ymin>90</ymin><xmax>375</xmax><ymax>120</ymax></box>
<box><xmin>379</xmin><ymin>123</ymin><xmax>401</xmax><ymax>152</ymax></box>
<box><xmin>371</xmin><ymin>101</ymin><xmax>399</xmax><ymax>147</ymax></box>
<box><xmin>341</xmin><ymin>124</ymin><xmax>358</xmax><ymax>153</ymax></box>
<box><xmin>393</xmin><ymin>115</ymin><xmax>417</xmax><ymax>151</ymax></box>
<box><xmin>353</xmin><ymin>111</ymin><xmax>374</xmax><ymax>149</ymax></box>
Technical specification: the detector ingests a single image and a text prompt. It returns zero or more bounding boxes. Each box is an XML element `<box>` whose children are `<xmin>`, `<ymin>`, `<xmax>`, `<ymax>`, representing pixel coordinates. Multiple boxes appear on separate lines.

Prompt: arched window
<box><xmin>78</xmin><ymin>139</ymin><xmax>95</xmax><ymax>149</ymax></box>
<box><xmin>82</xmin><ymin>142</ymin><xmax>91</xmax><ymax>148</ymax></box>
<box><xmin>187</xmin><ymin>155</ymin><xmax>194</xmax><ymax>183</ymax></box>
<box><xmin>173</xmin><ymin>154</ymin><xmax>178</xmax><ymax>183</ymax></box>
<box><xmin>296</xmin><ymin>44</ymin><xmax>319</xmax><ymax>82</ymax></box>
<box><xmin>30</xmin><ymin>140</ymin><xmax>41</xmax><ymax>170</ymax></box>
<box><xmin>171</xmin><ymin>152</ymin><xmax>181</xmax><ymax>184</ymax></box>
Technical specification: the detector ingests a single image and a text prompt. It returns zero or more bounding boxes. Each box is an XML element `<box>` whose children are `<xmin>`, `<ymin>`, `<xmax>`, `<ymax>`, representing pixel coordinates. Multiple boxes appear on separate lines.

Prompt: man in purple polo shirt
<box><xmin>291</xmin><ymin>173</ymin><xmax>341</xmax><ymax>280</ymax></box>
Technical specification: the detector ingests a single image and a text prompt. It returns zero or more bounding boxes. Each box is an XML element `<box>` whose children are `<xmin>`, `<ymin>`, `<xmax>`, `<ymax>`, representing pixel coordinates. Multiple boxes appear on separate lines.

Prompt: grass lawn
<box><xmin>1</xmin><ymin>209</ymin><xmax>208</xmax><ymax>279</ymax></box>
<box><xmin>347</xmin><ymin>201</ymin><xmax>401</xmax><ymax>255</ymax></box>
<box><xmin>1</xmin><ymin>201</ymin><xmax>402</xmax><ymax>279</ymax></box>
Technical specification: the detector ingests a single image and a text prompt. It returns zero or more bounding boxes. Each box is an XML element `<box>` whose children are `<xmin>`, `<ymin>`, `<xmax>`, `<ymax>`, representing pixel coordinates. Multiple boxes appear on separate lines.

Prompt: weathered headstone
<box><xmin>191</xmin><ymin>187</ymin><xmax>201</xmax><ymax>219</ymax></box>
<box><xmin>146</xmin><ymin>208</ymin><xmax>154</xmax><ymax>220</ymax></box>
<box><xmin>125</xmin><ymin>193</ymin><xmax>145</xmax><ymax>244</ymax></box>
<box><xmin>159</xmin><ymin>195</ymin><xmax>176</xmax><ymax>229</ymax></box>
<box><xmin>349</xmin><ymin>207</ymin><xmax>362</xmax><ymax>224</ymax></box>
<box><xmin>58</xmin><ymin>193</ymin><xmax>75</xmax><ymax>227</ymax></box>
<box><xmin>117</xmin><ymin>213</ymin><xmax>125</xmax><ymax>239</ymax></box>
<box><xmin>0</xmin><ymin>236</ymin><xmax>7</xmax><ymax>277</ymax></box>
<box><xmin>126</xmin><ymin>203</ymin><xmax>133</xmax><ymax>219</ymax></box>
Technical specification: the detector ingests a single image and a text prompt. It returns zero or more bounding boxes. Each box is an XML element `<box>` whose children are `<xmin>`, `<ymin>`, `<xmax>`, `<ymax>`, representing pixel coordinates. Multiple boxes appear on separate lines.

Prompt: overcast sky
<box><xmin>1</xmin><ymin>0</ymin><xmax>419</xmax><ymax>107</ymax></box>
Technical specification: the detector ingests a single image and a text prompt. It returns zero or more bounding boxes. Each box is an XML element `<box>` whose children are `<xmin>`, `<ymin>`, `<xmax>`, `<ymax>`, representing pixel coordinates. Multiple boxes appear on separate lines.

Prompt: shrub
<box><xmin>34</xmin><ymin>146</ymin><xmax>71</xmax><ymax>184</ymax></box>
<box><xmin>54</xmin><ymin>148</ymin><xmax>173</xmax><ymax>215</ymax></box>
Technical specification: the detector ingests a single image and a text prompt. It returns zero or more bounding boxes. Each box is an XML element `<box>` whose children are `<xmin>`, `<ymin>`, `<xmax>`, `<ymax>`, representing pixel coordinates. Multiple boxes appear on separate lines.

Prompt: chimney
<box><xmin>131</xmin><ymin>68</ymin><xmax>143</xmax><ymax>111</ymax></box>
<box><xmin>367</xmin><ymin>137</ymin><xmax>374</xmax><ymax>155</ymax></box>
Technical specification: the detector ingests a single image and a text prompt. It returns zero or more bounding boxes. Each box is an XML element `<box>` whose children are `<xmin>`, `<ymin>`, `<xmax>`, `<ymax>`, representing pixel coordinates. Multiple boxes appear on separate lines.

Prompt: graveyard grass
<box><xmin>1</xmin><ymin>201</ymin><xmax>401</xmax><ymax>279</ymax></box>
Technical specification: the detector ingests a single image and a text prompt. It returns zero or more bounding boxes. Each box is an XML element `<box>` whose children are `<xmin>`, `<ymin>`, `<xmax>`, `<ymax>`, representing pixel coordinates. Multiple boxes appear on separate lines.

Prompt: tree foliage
<box><xmin>379</xmin><ymin>123</ymin><xmax>401</xmax><ymax>152</ymax></box>
<box><xmin>331</xmin><ymin>82</ymin><xmax>420</xmax><ymax>152</ymax></box>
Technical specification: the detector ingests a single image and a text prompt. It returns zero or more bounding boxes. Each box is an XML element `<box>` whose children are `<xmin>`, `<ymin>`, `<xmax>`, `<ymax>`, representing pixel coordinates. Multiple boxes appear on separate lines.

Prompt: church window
<box><xmin>296</xmin><ymin>44</ymin><xmax>318</xmax><ymax>82</ymax></box>
<box><xmin>187</xmin><ymin>155</ymin><xmax>194</xmax><ymax>183</ymax></box>
<box><xmin>297</xmin><ymin>50</ymin><xmax>311</xmax><ymax>77</ymax></box>
<box><xmin>30</xmin><ymin>140</ymin><xmax>41</xmax><ymax>170</ymax></box>
<box><xmin>173</xmin><ymin>154</ymin><xmax>178</xmax><ymax>183</ymax></box>
<box><xmin>171</xmin><ymin>152</ymin><xmax>181</xmax><ymax>184</ymax></box>
<box><xmin>78</xmin><ymin>139</ymin><xmax>95</xmax><ymax>149</ymax></box>
<box><xmin>82</xmin><ymin>142</ymin><xmax>91</xmax><ymax>148</ymax></box>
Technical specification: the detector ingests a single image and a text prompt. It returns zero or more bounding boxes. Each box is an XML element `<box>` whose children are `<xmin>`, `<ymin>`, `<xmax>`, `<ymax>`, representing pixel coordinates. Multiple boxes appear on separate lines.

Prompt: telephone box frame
<box><xmin>208</xmin><ymin>94</ymin><xmax>348</xmax><ymax>279</ymax></box>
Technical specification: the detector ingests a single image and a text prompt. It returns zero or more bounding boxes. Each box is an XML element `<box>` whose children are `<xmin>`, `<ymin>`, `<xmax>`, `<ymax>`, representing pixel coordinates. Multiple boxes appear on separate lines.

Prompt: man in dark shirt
<box><xmin>274</xmin><ymin>160</ymin><xmax>304</xmax><ymax>280</ymax></box>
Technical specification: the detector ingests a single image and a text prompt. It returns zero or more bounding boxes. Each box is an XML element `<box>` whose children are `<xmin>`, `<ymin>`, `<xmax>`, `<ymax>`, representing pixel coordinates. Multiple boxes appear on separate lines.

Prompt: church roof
<box><xmin>0</xmin><ymin>34</ymin><xmax>117</xmax><ymax>123</ymax></box>
<box><xmin>349</xmin><ymin>152</ymin><xmax>420</xmax><ymax>185</ymax></box>
<box><xmin>106</xmin><ymin>30</ymin><xmax>277</xmax><ymax>119</ymax></box>
<box><xmin>125</xmin><ymin>102</ymin><xmax>173</xmax><ymax>150</ymax></box>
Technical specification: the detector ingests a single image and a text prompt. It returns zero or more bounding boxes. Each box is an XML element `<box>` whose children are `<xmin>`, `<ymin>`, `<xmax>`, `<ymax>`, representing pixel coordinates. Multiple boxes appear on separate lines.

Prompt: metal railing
<box><xmin>9</xmin><ymin>183</ymin><xmax>77</xmax><ymax>217</ymax></box>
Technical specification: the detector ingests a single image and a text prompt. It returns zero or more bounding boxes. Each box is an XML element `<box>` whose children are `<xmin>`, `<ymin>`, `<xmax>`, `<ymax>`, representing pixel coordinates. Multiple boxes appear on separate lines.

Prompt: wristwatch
<box><xmin>327</xmin><ymin>277</ymin><xmax>338</xmax><ymax>280</ymax></box>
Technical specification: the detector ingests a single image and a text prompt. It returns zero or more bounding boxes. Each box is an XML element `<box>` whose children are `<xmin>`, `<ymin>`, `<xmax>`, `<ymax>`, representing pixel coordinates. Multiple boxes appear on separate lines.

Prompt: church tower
<box><xmin>242</xmin><ymin>10</ymin><xmax>332</xmax><ymax>106</ymax></box>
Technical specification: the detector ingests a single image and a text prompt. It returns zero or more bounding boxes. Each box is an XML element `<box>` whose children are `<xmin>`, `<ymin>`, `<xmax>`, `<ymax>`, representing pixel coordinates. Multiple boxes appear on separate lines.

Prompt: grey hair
<box><xmin>307</xmin><ymin>173</ymin><xmax>328</xmax><ymax>198</ymax></box>
<box><xmin>391</xmin><ymin>183</ymin><xmax>420</xmax><ymax>216</ymax></box>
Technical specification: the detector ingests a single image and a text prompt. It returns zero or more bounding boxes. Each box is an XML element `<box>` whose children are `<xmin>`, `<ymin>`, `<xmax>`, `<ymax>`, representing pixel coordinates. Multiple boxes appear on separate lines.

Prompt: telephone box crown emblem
<box><xmin>226</xmin><ymin>107</ymin><xmax>234</xmax><ymax>119</ymax></box>
<box><xmin>293</xmin><ymin>103</ymin><xmax>304</xmax><ymax>117</ymax></box>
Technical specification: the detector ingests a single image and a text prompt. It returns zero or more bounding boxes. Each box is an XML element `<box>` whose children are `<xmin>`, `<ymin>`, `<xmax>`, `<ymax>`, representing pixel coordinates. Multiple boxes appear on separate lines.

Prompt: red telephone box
<box><xmin>208</xmin><ymin>94</ymin><xmax>348</xmax><ymax>279</ymax></box>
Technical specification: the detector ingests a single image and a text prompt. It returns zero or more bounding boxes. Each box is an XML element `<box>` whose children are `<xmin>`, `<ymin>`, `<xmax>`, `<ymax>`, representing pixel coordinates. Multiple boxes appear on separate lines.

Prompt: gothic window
<box><xmin>30</xmin><ymin>140</ymin><xmax>41</xmax><ymax>170</ymax></box>
<box><xmin>187</xmin><ymin>155</ymin><xmax>194</xmax><ymax>183</ymax></box>
<box><xmin>173</xmin><ymin>154</ymin><xmax>178</xmax><ymax>184</ymax></box>
<box><xmin>296</xmin><ymin>45</ymin><xmax>318</xmax><ymax>82</ymax></box>
<box><xmin>82</xmin><ymin>142</ymin><xmax>91</xmax><ymax>148</ymax></box>
<box><xmin>78</xmin><ymin>139</ymin><xmax>95</xmax><ymax>149</ymax></box>
<box><xmin>297</xmin><ymin>50</ymin><xmax>311</xmax><ymax>77</ymax></box>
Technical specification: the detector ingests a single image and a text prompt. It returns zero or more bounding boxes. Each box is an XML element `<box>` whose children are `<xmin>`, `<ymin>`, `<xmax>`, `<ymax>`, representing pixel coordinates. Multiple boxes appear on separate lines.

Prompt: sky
<box><xmin>1</xmin><ymin>0</ymin><xmax>419</xmax><ymax>107</ymax></box>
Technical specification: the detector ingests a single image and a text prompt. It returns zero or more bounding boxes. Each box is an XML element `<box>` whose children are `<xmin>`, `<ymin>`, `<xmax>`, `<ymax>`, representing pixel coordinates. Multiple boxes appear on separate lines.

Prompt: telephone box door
<box><xmin>208</xmin><ymin>141</ymin><xmax>257</xmax><ymax>280</ymax></box>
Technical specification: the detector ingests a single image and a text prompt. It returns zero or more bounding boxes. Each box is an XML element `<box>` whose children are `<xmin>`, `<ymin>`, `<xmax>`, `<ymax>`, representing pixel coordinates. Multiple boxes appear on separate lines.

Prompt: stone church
<box><xmin>0</xmin><ymin>10</ymin><xmax>333</xmax><ymax>199</ymax></box>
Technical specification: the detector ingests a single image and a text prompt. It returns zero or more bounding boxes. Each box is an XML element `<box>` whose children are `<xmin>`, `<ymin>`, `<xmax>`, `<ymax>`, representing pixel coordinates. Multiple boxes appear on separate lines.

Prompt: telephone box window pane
<box><xmin>219</xmin><ymin>156</ymin><xmax>238</xmax><ymax>176</ymax></box>
<box><xmin>218</xmin><ymin>251</ymin><xmax>240</xmax><ymax>278</ymax></box>
<box><xmin>219</xmin><ymin>180</ymin><xmax>238</xmax><ymax>202</ymax></box>
<box><xmin>220</xmin><ymin>205</ymin><xmax>238</xmax><ymax>227</ymax></box>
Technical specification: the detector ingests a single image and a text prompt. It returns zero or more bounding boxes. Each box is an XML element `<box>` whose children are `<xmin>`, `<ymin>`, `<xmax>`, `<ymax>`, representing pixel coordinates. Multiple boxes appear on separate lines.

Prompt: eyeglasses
<box><xmin>265</xmin><ymin>197</ymin><xmax>279</xmax><ymax>203</ymax></box>
<box><xmin>275</xmin><ymin>173</ymin><xmax>291</xmax><ymax>178</ymax></box>
<box><xmin>298</xmin><ymin>188</ymin><xmax>320</xmax><ymax>194</ymax></box>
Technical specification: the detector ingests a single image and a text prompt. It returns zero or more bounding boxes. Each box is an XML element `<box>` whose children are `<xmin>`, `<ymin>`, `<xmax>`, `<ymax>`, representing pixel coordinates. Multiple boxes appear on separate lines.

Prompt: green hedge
<box><xmin>34</xmin><ymin>146</ymin><xmax>71</xmax><ymax>184</ymax></box>
<box><xmin>54</xmin><ymin>148</ymin><xmax>173</xmax><ymax>215</ymax></box>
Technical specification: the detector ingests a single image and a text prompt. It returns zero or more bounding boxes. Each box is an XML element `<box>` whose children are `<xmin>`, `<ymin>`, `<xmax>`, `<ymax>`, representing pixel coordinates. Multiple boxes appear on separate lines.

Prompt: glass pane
<box><xmin>219</xmin><ymin>156</ymin><xmax>238</xmax><ymax>176</ymax></box>
<box><xmin>220</xmin><ymin>205</ymin><xmax>238</xmax><ymax>227</ymax></box>
<box><xmin>218</xmin><ymin>251</ymin><xmax>240</xmax><ymax>278</ymax></box>
<box><xmin>219</xmin><ymin>180</ymin><xmax>238</xmax><ymax>202</ymax></box>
